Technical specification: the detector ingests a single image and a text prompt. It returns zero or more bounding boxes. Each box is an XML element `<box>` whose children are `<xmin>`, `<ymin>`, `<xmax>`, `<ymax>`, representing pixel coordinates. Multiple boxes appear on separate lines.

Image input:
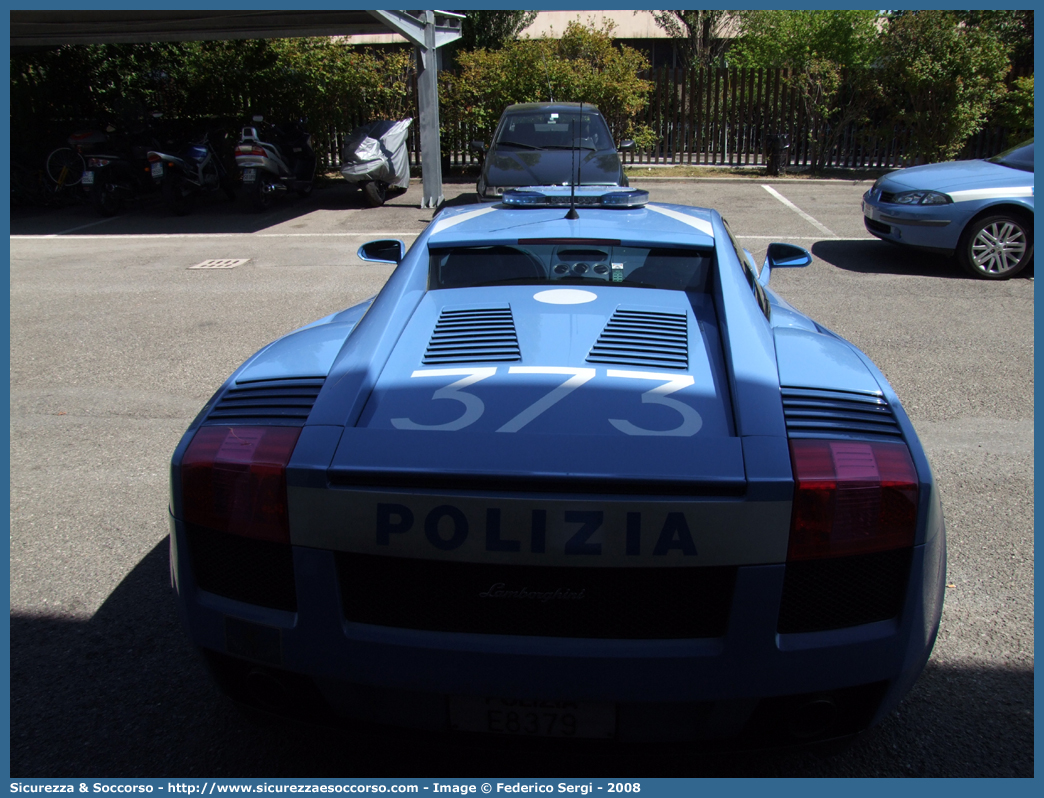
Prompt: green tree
<box><xmin>11</xmin><ymin>42</ymin><xmax>188</xmax><ymax>135</ymax></box>
<box><xmin>877</xmin><ymin>11</ymin><xmax>1011</xmax><ymax>162</ymax></box>
<box><xmin>995</xmin><ymin>75</ymin><xmax>1034</xmax><ymax>131</ymax></box>
<box><xmin>955</xmin><ymin>10</ymin><xmax>1033</xmax><ymax>73</ymax></box>
<box><xmin>726</xmin><ymin>11</ymin><xmax>883</xmax><ymax>174</ymax></box>
<box><xmin>727</xmin><ymin>10</ymin><xmax>882</xmax><ymax>71</ymax></box>
<box><xmin>648</xmin><ymin>10</ymin><xmax>728</xmax><ymax>67</ymax></box>
<box><xmin>457</xmin><ymin>10</ymin><xmax>538</xmax><ymax>51</ymax></box>
<box><xmin>441</xmin><ymin>20</ymin><xmax>655</xmax><ymax>149</ymax></box>
<box><xmin>11</xmin><ymin>38</ymin><xmax>415</xmax><ymax>167</ymax></box>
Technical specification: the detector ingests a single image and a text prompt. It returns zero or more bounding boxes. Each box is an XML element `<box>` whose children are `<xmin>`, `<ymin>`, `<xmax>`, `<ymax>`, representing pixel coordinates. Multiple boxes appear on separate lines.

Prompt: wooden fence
<box><xmin>385</xmin><ymin>66</ymin><xmax>1029</xmax><ymax>172</ymax></box>
<box><xmin>619</xmin><ymin>66</ymin><xmax>1029</xmax><ymax>169</ymax></box>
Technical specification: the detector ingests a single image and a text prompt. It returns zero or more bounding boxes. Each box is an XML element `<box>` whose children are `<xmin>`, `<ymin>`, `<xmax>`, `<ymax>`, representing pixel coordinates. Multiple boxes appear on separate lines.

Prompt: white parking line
<box><xmin>761</xmin><ymin>185</ymin><xmax>837</xmax><ymax>237</ymax></box>
<box><xmin>52</xmin><ymin>217</ymin><xmax>121</xmax><ymax>236</ymax></box>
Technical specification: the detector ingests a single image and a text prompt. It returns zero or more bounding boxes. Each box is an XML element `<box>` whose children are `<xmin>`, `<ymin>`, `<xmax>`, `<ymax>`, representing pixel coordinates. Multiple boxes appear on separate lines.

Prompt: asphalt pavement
<box><xmin>8</xmin><ymin>175</ymin><xmax>1033</xmax><ymax>777</ymax></box>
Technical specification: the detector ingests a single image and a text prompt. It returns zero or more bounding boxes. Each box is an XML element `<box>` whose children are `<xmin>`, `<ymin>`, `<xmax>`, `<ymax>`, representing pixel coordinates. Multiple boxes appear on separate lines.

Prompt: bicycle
<box><xmin>46</xmin><ymin>146</ymin><xmax>86</xmax><ymax>184</ymax></box>
<box><xmin>44</xmin><ymin>146</ymin><xmax>87</xmax><ymax>200</ymax></box>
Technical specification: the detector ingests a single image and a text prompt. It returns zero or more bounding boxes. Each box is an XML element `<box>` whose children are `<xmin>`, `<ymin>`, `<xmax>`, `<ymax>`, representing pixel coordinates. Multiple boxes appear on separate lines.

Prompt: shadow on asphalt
<box><xmin>9</xmin><ymin>181</ymin><xmax>424</xmax><ymax>237</ymax></box>
<box><xmin>812</xmin><ymin>239</ymin><xmax>960</xmax><ymax>279</ymax></box>
<box><xmin>812</xmin><ymin>239</ymin><xmax>1034</xmax><ymax>281</ymax></box>
<box><xmin>10</xmin><ymin>540</ymin><xmax>1033</xmax><ymax>778</ymax></box>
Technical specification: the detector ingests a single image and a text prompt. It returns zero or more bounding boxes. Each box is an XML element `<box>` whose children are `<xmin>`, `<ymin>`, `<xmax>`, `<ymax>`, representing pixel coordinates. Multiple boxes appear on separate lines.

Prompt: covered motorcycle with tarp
<box><xmin>339</xmin><ymin>118</ymin><xmax>413</xmax><ymax>207</ymax></box>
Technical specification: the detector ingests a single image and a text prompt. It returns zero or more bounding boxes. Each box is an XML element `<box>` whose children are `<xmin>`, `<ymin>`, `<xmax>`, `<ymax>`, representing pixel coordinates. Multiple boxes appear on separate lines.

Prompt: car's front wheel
<box><xmin>958</xmin><ymin>213</ymin><xmax>1033</xmax><ymax>279</ymax></box>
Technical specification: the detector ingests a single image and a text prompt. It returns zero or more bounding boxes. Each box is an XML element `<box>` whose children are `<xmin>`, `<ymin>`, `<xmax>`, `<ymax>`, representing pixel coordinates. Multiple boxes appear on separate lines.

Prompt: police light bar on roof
<box><xmin>502</xmin><ymin>186</ymin><xmax>649</xmax><ymax>209</ymax></box>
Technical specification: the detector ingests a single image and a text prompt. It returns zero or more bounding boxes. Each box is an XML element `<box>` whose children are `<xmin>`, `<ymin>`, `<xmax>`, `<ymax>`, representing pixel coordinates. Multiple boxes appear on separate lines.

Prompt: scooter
<box><xmin>81</xmin><ymin>114</ymin><xmax>167</xmax><ymax>216</ymax></box>
<box><xmin>234</xmin><ymin>115</ymin><xmax>317</xmax><ymax>211</ymax></box>
<box><xmin>147</xmin><ymin>130</ymin><xmax>237</xmax><ymax>216</ymax></box>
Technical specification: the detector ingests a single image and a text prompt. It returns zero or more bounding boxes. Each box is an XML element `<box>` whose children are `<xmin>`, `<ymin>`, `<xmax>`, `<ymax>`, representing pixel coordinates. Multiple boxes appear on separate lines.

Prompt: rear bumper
<box><xmin>170</xmin><ymin>507</ymin><xmax>944</xmax><ymax>745</ymax></box>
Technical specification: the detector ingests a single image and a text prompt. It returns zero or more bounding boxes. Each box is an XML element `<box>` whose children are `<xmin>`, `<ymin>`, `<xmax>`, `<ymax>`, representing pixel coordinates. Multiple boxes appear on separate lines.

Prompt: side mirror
<box><xmin>618</xmin><ymin>140</ymin><xmax>636</xmax><ymax>152</ymax></box>
<box><xmin>358</xmin><ymin>239</ymin><xmax>404</xmax><ymax>264</ymax></box>
<box><xmin>758</xmin><ymin>242</ymin><xmax>812</xmax><ymax>287</ymax></box>
<box><xmin>252</xmin><ymin>114</ymin><xmax>264</xmax><ymax>123</ymax></box>
<box><xmin>469</xmin><ymin>141</ymin><xmax>487</xmax><ymax>154</ymax></box>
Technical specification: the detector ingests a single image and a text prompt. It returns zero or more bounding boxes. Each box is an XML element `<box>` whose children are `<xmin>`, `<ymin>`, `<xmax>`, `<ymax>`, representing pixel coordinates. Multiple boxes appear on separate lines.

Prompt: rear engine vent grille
<box><xmin>587</xmin><ymin>309</ymin><xmax>688</xmax><ymax>370</ymax></box>
<box><xmin>186</xmin><ymin>524</ymin><xmax>297</xmax><ymax>611</ymax></box>
<box><xmin>206</xmin><ymin>377</ymin><xmax>325</xmax><ymax>426</ymax></box>
<box><xmin>423</xmin><ymin>307</ymin><xmax>521</xmax><ymax>365</ymax></box>
<box><xmin>336</xmin><ymin>554</ymin><xmax>735</xmax><ymax>639</ymax></box>
<box><xmin>778</xmin><ymin>548</ymin><xmax>912</xmax><ymax>633</ymax></box>
<box><xmin>782</xmin><ymin>387</ymin><xmax>902</xmax><ymax>441</ymax></box>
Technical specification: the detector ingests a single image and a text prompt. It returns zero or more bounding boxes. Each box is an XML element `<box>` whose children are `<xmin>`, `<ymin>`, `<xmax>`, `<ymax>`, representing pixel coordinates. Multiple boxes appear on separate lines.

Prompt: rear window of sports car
<box><xmin>429</xmin><ymin>244</ymin><xmax>713</xmax><ymax>292</ymax></box>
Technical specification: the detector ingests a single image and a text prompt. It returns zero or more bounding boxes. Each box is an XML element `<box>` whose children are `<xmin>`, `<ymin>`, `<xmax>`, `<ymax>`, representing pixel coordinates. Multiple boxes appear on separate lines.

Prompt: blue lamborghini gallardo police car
<box><xmin>170</xmin><ymin>185</ymin><xmax>945</xmax><ymax>748</ymax></box>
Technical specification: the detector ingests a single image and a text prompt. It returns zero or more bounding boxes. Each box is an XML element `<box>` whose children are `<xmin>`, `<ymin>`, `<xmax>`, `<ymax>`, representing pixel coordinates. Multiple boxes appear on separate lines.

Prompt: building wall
<box><xmin>343</xmin><ymin>11</ymin><xmax>732</xmax><ymax>70</ymax></box>
<box><xmin>520</xmin><ymin>10</ymin><xmax>666</xmax><ymax>39</ymax></box>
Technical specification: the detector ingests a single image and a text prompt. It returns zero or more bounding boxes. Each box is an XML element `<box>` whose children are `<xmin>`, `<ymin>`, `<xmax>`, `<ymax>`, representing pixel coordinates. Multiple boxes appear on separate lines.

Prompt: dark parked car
<box><xmin>472</xmin><ymin>103</ymin><xmax>635</xmax><ymax>201</ymax></box>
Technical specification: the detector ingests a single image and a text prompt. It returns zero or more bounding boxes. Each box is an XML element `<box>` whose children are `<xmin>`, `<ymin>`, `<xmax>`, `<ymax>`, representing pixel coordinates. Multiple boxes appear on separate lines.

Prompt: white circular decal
<box><xmin>533</xmin><ymin>289</ymin><xmax>597</xmax><ymax>305</ymax></box>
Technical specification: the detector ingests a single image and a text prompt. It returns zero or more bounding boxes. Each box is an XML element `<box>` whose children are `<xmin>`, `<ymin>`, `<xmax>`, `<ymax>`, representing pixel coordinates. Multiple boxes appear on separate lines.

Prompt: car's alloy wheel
<box><xmin>959</xmin><ymin>214</ymin><xmax>1033</xmax><ymax>279</ymax></box>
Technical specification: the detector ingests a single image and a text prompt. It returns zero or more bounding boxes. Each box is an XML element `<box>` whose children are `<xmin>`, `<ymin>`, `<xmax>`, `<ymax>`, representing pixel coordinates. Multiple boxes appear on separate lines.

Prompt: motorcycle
<box><xmin>339</xmin><ymin>118</ymin><xmax>412</xmax><ymax>207</ymax></box>
<box><xmin>81</xmin><ymin>114</ymin><xmax>168</xmax><ymax>216</ymax></box>
<box><xmin>234</xmin><ymin>115</ymin><xmax>317</xmax><ymax>211</ymax></box>
<box><xmin>147</xmin><ymin>130</ymin><xmax>237</xmax><ymax>216</ymax></box>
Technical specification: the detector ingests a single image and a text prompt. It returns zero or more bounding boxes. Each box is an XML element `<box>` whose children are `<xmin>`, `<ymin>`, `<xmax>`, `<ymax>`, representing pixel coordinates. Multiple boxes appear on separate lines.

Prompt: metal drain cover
<box><xmin>188</xmin><ymin>259</ymin><xmax>249</xmax><ymax>270</ymax></box>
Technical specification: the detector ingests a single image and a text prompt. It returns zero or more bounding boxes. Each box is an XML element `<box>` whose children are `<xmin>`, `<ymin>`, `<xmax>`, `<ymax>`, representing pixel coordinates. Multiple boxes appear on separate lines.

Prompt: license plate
<box><xmin>448</xmin><ymin>696</ymin><xmax>616</xmax><ymax>738</ymax></box>
<box><xmin>151</xmin><ymin>162</ymin><xmax>164</xmax><ymax>178</ymax></box>
<box><xmin>242</xmin><ymin>168</ymin><xmax>257</xmax><ymax>183</ymax></box>
<box><xmin>863</xmin><ymin>201</ymin><xmax>878</xmax><ymax>221</ymax></box>
<box><xmin>81</xmin><ymin>171</ymin><xmax>94</xmax><ymax>185</ymax></box>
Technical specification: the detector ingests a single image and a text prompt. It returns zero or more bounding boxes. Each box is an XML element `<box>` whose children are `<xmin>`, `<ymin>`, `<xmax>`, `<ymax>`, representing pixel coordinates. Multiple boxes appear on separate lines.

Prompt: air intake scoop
<box><xmin>423</xmin><ymin>306</ymin><xmax>521</xmax><ymax>365</ymax></box>
<box><xmin>587</xmin><ymin>308</ymin><xmax>688</xmax><ymax>369</ymax></box>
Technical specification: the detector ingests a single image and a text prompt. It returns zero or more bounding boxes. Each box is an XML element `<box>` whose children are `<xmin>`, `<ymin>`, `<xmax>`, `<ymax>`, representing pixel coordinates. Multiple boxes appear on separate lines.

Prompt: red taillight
<box><xmin>236</xmin><ymin>145</ymin><xmax>265</xmax><ymax>156</ymax></box>
<box><xmin>787</xmin><ymin>439</ymin><xmax>918</xmax><ymax>561</ymax></box>
<box><xmin>180</xmin><ymin>426</ymin><xmax>301</xmax><ymax>543</ymax></box>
